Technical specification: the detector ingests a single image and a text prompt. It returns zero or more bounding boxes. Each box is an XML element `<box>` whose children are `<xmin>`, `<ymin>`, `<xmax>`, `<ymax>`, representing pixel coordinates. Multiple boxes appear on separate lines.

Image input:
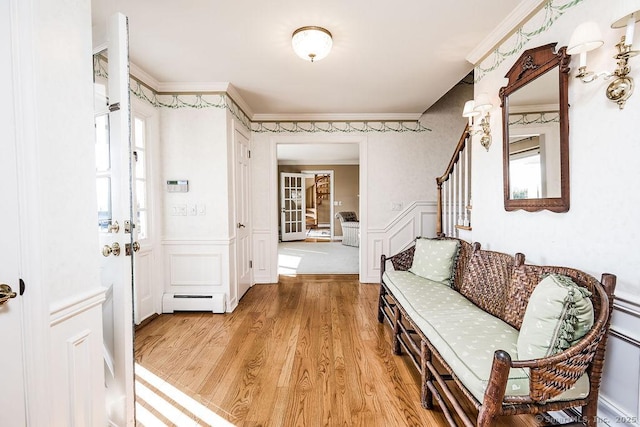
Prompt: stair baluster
<box><xmin>436</xmin><ymin>125</ymin><xmax>472</xmax><ymax>237</ymax></box>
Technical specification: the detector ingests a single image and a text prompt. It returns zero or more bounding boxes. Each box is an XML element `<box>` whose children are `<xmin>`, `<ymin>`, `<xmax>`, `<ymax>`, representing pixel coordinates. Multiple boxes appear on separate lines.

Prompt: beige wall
<box><xmin>278</xmin><ymin>164</ymin><xmax>359</xmax><ymax>236</ymax></box>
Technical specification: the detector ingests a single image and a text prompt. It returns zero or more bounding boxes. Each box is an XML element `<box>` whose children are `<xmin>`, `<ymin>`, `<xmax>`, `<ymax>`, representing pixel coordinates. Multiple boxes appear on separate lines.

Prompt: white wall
<box><xmin>160</xmin><ymin>106</ymin><xmax>230</xmax><ymax>239</ymax></box>
<box><xmin>471</xmin><ymin>1</ymin><xmax>640</xmax><ymax>423</ymax></box>
<box><xmin>35</xmin><ymin>0</ymin><xmax>100</xmax><ymax>302</ymax></box>
<box><xmin>159</xmin><ymin>105</ymin><xmax>239</xmax><ymax>311</ymax></box>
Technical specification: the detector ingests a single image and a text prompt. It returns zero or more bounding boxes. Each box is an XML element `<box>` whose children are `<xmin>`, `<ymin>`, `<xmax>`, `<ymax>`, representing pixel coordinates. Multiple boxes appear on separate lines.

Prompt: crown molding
<box><xmin>252</xmin><ymin>112</ymin><xmax>422</xmax><ymax>122</ymax></box>
<box><xmin>466</xmin><ymin>0</ymin><xmax>547</xmax><ymax>66</ymax></box>
<box><xmin>154</xmin><ymin>81</ymin><xmax>254</xmax><ymax>118</ymax></box>
<box><xmin>155</xmin><ymin>81</ymin><xmax>230</xmax><ymax>93</ymax></box>
<box><xmin>225</xmin><ymin>83</ymin><xmax>255</xmax><ymax>119</ymax></box>
<box><xmin>130</xmin><ymin>61</ymin><xmax>160</xmax><ymax>91</ymax></box>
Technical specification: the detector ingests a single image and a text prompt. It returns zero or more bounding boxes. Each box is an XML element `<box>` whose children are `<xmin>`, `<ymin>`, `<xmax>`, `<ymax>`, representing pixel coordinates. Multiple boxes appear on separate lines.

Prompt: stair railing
<box><xmin>436</xmin><ymin>125</ymin><xmax>472</xmax><ymax>237</ymax></box>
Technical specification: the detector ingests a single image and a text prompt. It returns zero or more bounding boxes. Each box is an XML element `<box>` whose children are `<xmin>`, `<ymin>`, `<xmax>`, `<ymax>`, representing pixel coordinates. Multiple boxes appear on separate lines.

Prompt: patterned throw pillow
<box><xmin>517</xmin><ymin>274</ymin><xmax>594</xmax><ymax>360</ymax></box>
<box><xmin>408</xmin><ymin>238</ymin><xmax>460</xmax><ymax>286</ymax></box>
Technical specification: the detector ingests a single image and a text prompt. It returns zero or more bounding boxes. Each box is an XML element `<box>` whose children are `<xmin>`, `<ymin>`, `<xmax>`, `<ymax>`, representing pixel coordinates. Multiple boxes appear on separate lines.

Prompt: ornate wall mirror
<box><xmin>499</xmin><ymin>43</ymin><xmax>570</xmax><ymax>212</ymax></box>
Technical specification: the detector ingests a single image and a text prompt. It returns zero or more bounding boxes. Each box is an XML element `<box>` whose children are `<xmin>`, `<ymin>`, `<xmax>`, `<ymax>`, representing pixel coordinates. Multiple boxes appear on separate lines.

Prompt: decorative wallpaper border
<box><xmin>475</xmin><ymin>0</ymin><xmax>585</xmax><ymax>82</ymax></box>
<box><xmin>251</xmin><ymin>120</ymin><xmax>430</xmax><ymax>133</ymax></box>
<box><xmin>93</xmin><ymin>55</ymin><xmax>430</xmax><ymax>134</ymax></box>
<box><xmin>508</xmin><ymin>112</ymin><xmax>560</xmax><ymax>126</ymax></box>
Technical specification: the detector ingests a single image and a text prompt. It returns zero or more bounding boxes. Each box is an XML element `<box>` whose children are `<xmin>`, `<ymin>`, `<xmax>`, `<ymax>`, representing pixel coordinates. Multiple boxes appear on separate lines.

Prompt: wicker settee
<box><xmin>378</xmin><ymin>237</ymin><xmax>616</xmax><ymax>427</ymax></box>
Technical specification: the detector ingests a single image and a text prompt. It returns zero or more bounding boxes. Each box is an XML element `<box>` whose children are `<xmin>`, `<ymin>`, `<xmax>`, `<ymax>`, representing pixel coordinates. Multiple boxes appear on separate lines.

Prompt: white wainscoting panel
<box><xmin>162</xmin><ymin>240</ymin><xmax>234</xmax><ymax>311</ymax></box>
<box><xmin>134</xmin><ymin>249</ymin><xmax>155</xmax><ymax>324</ymax></box>
<box><xmin>364</xmin><ymin>201</ymin><xmax>437</xmax><ymax>283</ymax></box>
<box><xmin>49</xmin><ymin>288</ymin><xmax>106</xmax><ymax>427</ymax></box>
<box><xmin>170</xmin><ymin>253</ymin><xmax>222</xmax><ymax>286</ymax></box>
<box><xmin>598</xmin><ymin>296</ymin><xmax>640</xmax><ymax>426</ymax></box>
<box><xmin>252</xmin><ymin>229</ymin><xmax>276</xmax><ymax>284</ymax></box>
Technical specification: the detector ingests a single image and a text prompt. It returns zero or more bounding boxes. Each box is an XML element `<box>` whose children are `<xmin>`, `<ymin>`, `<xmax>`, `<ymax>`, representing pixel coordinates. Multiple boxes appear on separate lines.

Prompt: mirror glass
<box><xmin>500</xmin><ymin>43</ymin><xmax>570</xmax><ymax>212</ymax></box>
<box><xmin>507</xmin><ymin>71</ymin><xmax>561</xmax><ymax>199</ymax></box>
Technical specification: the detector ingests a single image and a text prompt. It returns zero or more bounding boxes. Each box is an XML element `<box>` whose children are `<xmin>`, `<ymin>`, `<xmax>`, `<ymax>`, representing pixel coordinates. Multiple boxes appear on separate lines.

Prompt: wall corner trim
<box><xmin>465</xmin><ymin>0</ymin><xmax>547</xmax><ymax>65</ymax></box>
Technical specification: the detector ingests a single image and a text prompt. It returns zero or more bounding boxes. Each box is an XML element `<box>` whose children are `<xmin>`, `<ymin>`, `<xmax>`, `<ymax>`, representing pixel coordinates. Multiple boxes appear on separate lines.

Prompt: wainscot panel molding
<box><xmin>252</xmin><ymin>228</ymin><xmax>275</xmax><ymax>284</ymax></box>
<box><xmin>50</xmin><ymin>287</ymin><xmax>107</xmax><ymax>326</ymax></box>
<box><xmin>161</xmin><ymin>239</ymin><xmax>234</xmax><ymax>312</ymax></box>
<box><xmin>364</xmin><ymin>201</ymin><xmax>438</xmax><ymax>283</ymax></box>
<box><xmin>134</xmin><ymin>249</ymin><xmax>155</xmax><ymax>324</ymax></box>
<box><xmin>598</xmin><ymin>296</ymin><xmax>640</xmax><ymax>427</ymax></box>
<box><xmin>49</xmin><ymin>288</ymin><xmax>106</xmax><ymax>426</ymax></box>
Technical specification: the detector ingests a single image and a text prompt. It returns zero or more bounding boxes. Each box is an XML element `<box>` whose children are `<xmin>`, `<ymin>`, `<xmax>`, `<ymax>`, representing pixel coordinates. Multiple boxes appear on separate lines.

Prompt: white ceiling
<box><xmin>91</xmin><ymin>0</ymin><xmax>523</xmax><ymax>119</ymax></box>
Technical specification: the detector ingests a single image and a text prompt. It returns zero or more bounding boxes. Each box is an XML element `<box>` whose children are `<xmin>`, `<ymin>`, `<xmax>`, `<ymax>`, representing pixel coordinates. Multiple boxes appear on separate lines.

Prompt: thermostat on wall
<box><xmin>167</xmin><ymin>180</ymin><xmax>189</xmax><ymax>193</ymax></box>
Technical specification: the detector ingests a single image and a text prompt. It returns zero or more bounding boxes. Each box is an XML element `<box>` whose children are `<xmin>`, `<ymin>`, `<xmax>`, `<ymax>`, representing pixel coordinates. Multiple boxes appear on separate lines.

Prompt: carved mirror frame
<box><xmin>499</xmin><ymin>43</ymin><xmax>571</xmax><ymax>212</ymax></box>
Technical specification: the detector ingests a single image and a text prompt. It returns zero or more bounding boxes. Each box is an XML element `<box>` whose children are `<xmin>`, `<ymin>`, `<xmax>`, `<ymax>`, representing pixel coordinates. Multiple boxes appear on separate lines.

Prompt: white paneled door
<box><xmin>0</xmin><ymin>2</ymin><xmax>26</xmax><ymax>421</ymax></box>
<box><xmin>94</xmin><ymin>13</ymin><xmax>135</xmax><ymax>426</ymax></box>
<box><xmin>280</xmin><ymin>173</ymin><xmax>307</xmax><ymax>241</ymax></box>
<box><xmin>235</xmin><ymin>127</ymin><xmax>252</xmax><ymax>299</ymax></box>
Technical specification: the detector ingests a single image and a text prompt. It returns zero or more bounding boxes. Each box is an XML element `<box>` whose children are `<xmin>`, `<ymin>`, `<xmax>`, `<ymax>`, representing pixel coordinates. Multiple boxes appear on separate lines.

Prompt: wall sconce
<box><xmin>567</xmin><ymin>4</ymin><xmax>640</xmax><ymax>109</ymax></box>
<box><xmin>462</xmin><ymin>93</ymin><xmax>493</xmax><ymax>151</ymax></box>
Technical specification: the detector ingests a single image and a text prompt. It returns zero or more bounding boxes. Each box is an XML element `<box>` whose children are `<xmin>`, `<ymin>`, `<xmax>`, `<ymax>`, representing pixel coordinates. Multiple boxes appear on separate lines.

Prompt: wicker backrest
<box><xmin>458</xmin><ymin>244</ymin><xmax>515</xmax><ymax>320</ymax></box>
<box><xmin>504</xmin><ymin>256</ymin><xmax>606</xmax><ymax>330</ymax></box>
<box><xmin>443</xmin><ymin>238</ymin><xmax>473</xmax><ymax>292</ymax></box>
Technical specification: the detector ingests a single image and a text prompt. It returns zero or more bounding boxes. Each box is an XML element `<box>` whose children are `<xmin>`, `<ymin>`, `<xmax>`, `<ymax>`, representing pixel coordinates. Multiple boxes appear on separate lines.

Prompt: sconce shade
<box><xmin>611</xmin><ymin>1</ymin><xmax>640</xmax><ymax>28</ymax></box>
<box><xmin>473</xmin><ymin>93</ymin><xmax>493</xmax><ymax>113</ymax></box>
<box><xmin>567</xmin><ymin>21</ymin><xmax>604</xmax><ymax>54</ymax></box>
<box><xmin>462</xmin><ymin>100</ymin><xmax>480</xmax><ymax>117</ymax></box>
<box><xmin>292</xmin><ymin>26</ymin><xmax>333</xmax><ymax>62</ymax></box>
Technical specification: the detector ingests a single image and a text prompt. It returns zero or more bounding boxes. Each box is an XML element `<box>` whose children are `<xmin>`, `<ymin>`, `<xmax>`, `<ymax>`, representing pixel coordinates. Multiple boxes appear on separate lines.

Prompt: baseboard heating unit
<box><xmin>162</xmin><ymin>293</ymin><xmax>225</xmax><ymax>314</ymax></box>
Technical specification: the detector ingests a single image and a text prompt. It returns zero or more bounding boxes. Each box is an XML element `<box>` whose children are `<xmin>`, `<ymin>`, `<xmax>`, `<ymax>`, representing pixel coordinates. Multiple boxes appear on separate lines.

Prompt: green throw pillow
<box><xmin>408</xmin><ymin>238</ymin><xmax>460</xmax><ymax>286</ymax></box>
<box><xmin>517</xmin><ymin>274</ymin><xmax>594</xmax><ymax>360</ymax></box>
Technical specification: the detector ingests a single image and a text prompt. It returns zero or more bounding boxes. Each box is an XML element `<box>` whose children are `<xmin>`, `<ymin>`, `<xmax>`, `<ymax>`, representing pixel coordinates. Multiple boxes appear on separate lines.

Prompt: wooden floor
<box><xmin>134</xmin><ymin>275</ymin><xmax>539</xmax><ymax>426</ymax></box>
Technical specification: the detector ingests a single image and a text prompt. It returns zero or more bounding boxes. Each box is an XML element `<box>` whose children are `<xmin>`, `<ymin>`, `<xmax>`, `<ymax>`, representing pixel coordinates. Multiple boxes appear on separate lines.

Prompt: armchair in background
<box><xmin>336</xmin><ymin>211</ymin><xmax>359</xmax><ymax>247</ymax></box>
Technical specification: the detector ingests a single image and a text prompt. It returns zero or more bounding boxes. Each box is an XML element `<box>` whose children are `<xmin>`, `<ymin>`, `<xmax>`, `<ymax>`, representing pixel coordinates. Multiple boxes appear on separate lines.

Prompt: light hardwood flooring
<box><xmin>134</xmin><ymin>275</ymin><xmax>539</xmax><ymax>426</ymax></box>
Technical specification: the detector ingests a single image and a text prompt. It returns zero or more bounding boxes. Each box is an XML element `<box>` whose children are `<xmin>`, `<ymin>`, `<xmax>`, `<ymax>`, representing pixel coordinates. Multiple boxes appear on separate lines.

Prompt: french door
<box><xmin>280</xmin><ymin>172</ymin><xmax>307</xmax><ymax>241</ymax></box>
<box><xmin>235</xmin><ymin>128</ymin><xmax>252</xmax><ymax>298</ymax></box>
<box><xmin>94</xmin><ymin>13</ymin><xmax>136</xmax><ymax>426</ymax></box>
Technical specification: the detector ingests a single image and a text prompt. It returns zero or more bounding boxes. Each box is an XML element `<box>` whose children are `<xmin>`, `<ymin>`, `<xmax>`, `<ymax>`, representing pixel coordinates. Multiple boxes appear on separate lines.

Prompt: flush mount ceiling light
<box><xmin>292</xmin><ymin>26</ymin><xmax>333</xmax><ymax>62</ymax></box>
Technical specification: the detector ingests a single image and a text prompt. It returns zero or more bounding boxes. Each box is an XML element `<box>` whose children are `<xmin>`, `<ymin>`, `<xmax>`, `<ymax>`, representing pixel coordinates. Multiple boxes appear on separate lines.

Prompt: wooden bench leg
<box><xmin>420</xmin><ymin>340</ymin><xmax>433</xmax><ymax>409</ymax></box>
<box><xmin>377</xmin><ymin>285</ymin><xmax>386</xmax><ymax>323</ymax></box>
<box><xmin>392</xmin><ymin>306</ymin><xmax>402</xmax><ymax>355</ymax></box>
<box><xmin>582</xmin><ymin>402</ymin><xmax>599</xmax><ymax>427</ymax></box>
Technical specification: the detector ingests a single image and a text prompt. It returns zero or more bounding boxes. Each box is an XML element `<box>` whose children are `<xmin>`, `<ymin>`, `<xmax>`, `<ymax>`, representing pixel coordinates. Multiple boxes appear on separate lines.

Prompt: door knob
<box><xmin>0</xmin><ymin>284</ymin><xmax>17</xmax><ymax>306</ymax></box>
<box><xmin>102</xmin><ymin>242</ymin><xmax>121</xmax><ymax>257</ymax></box>
<box><xmin>237</xmin><ymin>223</ymin><xmax>245</xmax><ymax>228</ymax></box>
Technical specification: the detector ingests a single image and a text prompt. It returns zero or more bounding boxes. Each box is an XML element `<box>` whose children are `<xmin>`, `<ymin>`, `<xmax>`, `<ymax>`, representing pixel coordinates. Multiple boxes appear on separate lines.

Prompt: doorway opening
<box><xmin>275</xmin><ymin>142</ymin><xmax>361</xmax><ymax>275</ymax></box>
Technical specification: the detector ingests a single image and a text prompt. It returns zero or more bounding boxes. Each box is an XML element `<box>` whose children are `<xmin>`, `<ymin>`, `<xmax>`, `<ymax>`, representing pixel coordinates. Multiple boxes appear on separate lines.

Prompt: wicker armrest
<box><xmin>486</xmin><ymin>281</ymin><xmax>612</xmax><ymax>405</ymax></box>
<box><xmin>382</xmin><ymin>245</ymin><xmax>416</xmax><ymax>272</ymax></box>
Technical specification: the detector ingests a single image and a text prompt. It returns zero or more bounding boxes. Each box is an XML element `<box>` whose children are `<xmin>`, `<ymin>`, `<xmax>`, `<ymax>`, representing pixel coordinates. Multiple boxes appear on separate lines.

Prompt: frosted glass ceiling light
<box><xmin>292</xmin><ymin>26</ymin><xmax>333</xmax><ymax>62</ymax></box>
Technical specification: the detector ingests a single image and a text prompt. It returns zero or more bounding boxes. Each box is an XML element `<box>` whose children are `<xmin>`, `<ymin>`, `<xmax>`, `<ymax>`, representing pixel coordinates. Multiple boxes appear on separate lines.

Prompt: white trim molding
<box><xmin>466</xmin><ymin>0</ymin><xmax>547</xmax><ymax>65</ymax></box>
<box><xmin>597</xmin><ymin>295</ymin><xmax>640</xmax><ymax>426</ymax></box>
<box><xmin>364</xmin><ymin>201</ymin><xmax>438</xmax><ymax>283</ymax></box>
